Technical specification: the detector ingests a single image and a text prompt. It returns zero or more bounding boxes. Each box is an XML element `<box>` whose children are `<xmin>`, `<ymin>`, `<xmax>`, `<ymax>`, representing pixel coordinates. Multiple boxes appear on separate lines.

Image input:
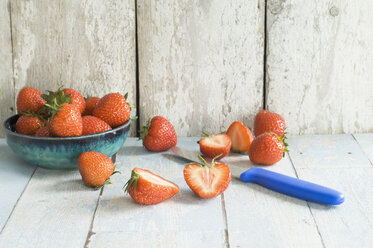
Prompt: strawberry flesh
<box><xmin>226</xmin><ymin>121</ymin><xmax>254</xmax><ymax>153</ymax></box>
<box><xmin>199</xmin><ymin>134</ymin><xmax>231</xmax><ymax>159</ymax></box>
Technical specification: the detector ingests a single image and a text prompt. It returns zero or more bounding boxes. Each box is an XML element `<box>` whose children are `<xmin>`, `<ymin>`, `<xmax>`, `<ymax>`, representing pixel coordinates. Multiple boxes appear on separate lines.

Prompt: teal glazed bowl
<box><xmin>3</xmin><ymin>115</ymin><xmax>130</xmax><ymax>170</ymax></box>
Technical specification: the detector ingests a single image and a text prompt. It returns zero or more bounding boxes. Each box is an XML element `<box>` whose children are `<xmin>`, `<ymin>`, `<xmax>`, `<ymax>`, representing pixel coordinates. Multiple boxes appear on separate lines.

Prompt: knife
<box><xmin>171</xmin><ymin>147</ymin><xmax>344</xmax><ymax>205</ymax></box>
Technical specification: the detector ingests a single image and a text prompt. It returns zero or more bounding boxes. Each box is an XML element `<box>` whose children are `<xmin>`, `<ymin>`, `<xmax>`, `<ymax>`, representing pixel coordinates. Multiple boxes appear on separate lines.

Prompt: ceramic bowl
<box><xmin>3</xmin><ymin>115</ymin><xmax>130</xmax><ymax>170</ymax></box>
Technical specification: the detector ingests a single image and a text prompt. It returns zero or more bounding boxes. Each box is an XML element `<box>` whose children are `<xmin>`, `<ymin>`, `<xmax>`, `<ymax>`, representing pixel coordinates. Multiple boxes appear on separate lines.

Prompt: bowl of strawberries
<box><xmin>3</xmin><ymin>87</ymin><xmax>132</xmax><ymax>170</ymax></box>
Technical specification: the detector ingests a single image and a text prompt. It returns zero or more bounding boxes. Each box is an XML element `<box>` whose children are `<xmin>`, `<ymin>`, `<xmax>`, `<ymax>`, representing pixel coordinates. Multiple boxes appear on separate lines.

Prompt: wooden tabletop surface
<box><xmin>0</xmin><ymin>135</ymin><xmax>372</xmax><ymax>248</ymax></box>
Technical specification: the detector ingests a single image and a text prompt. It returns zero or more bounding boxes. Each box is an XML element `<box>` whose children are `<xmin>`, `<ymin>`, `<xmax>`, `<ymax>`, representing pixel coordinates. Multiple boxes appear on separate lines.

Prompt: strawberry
<box><xmin>42</xmin><ymin>89</ymin><xmax>83</xmax><ymax>137</ymax></box>
<box><xmin>16</xmin><ymin>87</ymin><xmax>46</xmax><ymax>114</ymax></box>
<box><xmin>124</xmin><ymin>168</ymin><xmax>179</xmax><ymax>205</ymax></box>
<box><xmin>63</xmin><ymin>88</ymin><xmax>86</xmax><ymax>114</ymax></box>
<box><xmin>184</xmin><ymin>155</ymin><xmax>231</xmax><ymax>198</ymax></box>
<box><xmin>15</xmin><ymin>115</ymin><xmax>43</xmax><ymax>135</ymax></box>
<box><xmin>82</xmin><ymin>97</ymin><xmax>100</xmax><ymax>116</ymax></box>
<box><xmin>253</xmin><ymin>110</ymin><xmax>286</xmax><ymax>137</ymax></box>
<box><xmin>226</xmin><ymin>121</ymin><xmax>254</xmax><ymax>153</ymax></box>
<box><xmin>249</xmin><ymin>132</ymin><xmax>287</xmax><ymax>165</ymax></box>
<box><xmin>35</xmin><ymin>126</ymin><xmax>52</xmax><ymax>137</ymax></box>
<box><xmin>92</xmin><ymin>93</ymin><xmax>130</xmax><ymax>128</ymax></box>
<box><xmin>78</xmin><ymin>151</ymin><xmax>117</xmax><ymax>189</ymax></box>
<box><xmin>82</xmin><ymin>115</ymin><xmax>112</xmax><ymax>135</ymax></box>
<box><xmin>140</xmin><ymin>116</ymin><xmax>177</xmax><ymax>152</ymax></box>
<box><xmin>49</xmin><ymin>104</ymin><xmax>83</xmax><ymax>137</ymax></box>
<box><xmin>199</xmin><ymin>132</ymin><xmax>231</xmax><ymax>159</ymax></box>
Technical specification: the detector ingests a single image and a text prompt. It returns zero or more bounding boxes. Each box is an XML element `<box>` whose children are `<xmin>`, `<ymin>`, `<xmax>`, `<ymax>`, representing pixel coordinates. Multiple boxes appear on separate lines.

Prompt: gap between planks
<box><xmin>84</xmin><ymin>187</ymin><xmax>104</xmax><ymax>248</ymax></box>
<box><xmin>0</xmin><ymin>167</ymin><xmax>37</xmax><ymax>234</ymax></box>
<box><xmin>287</xmin><ymin>151</ymin><xmax>326</xmax><ymax>248</ymax></box>
<box><xmin>221</xmin><ymin>193</ymin><xmax>230</xmax><ymax>248</ymax></box>
<box><xmin>352</xmin><ymin>134</ymin><xmax>373</xmax><ymax>166</ymax></box>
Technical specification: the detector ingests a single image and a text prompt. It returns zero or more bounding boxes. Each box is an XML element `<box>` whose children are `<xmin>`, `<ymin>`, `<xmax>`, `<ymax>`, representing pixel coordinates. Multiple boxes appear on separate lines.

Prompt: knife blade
<box><xmin>171</xmin><ymin>146</ymin><xmax>344</xmax><ymax>205</ymax></box>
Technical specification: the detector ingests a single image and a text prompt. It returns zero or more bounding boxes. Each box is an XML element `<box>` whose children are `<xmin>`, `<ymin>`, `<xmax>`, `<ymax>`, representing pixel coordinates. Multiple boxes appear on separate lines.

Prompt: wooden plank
<box><xmin>0</xmin><ymin>167</ymin><xmax>100</xmax><ymax>247</ymax></box>
<box><xmin>288</xmin><ymin>134</ymin><xmax>371</xmax><ymax>169</ymax></box>
<box><xmin>0</xmin><ymin>0</ymin><xmax>15</xmax><ymax>137</ymax></box>
<box><xmin>10</xmin><ymin>0</ymin><xmax>137</xmax><ymax>136</ymax></box>
<box><xmin>0</xmin><ymin>139</ymin><xmax>36</xmax><ymax>232</ymax></box>
<box><xmin>266</xmin><ymin>0</ymin><xmax>373</xmax><ymax>134</ymax></box>
<box><xmin>88</xmin><ymin>138</ymin><xmax>227</xmax><ymax>247</ymax></box>
<box><xmin>353</xmin><ymin>134</ymin><xmax>373</xmax><ymax>165</ymax></box>
<box><xmin>296</xmin><ymin>168</ymin><xmax>373</xmax><ymax>247</ymax></box>
<box><xmin>223</xmin><ymin>154</ymin><xmax>323</xmax><ymax>247</ymax></box>
<box><xmin>137</xmin><ymin>0</ymin><xmax>264</xmax><ymax>136</ymax></box>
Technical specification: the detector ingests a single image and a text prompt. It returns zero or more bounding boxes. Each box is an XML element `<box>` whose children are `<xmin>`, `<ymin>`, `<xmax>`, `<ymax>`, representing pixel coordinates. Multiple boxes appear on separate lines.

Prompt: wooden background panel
<box><xmin>10</xmin><ymin>0</ymin><xmax>137</xmax><ymax>135</ymax></box>
<box><xmin>0</xmin><ymin>0</ymin><xmax>14</xmax><ymax>137</ymax></box>
<box><xmin>266</xmin><ymin>0</ymin><xmax>373</xmax><ymax>135</ymax></box>
<box><xmin>138</xmin><ymin>0</ymin><xmax>264</xmax><ymax>136</ymax></box>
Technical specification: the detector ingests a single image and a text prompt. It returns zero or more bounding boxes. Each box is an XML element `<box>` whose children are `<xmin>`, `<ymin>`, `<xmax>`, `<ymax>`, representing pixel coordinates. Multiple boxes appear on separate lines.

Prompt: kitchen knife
<box><xmin>171</xmin><ymin>147</ymin><xmax>344</xmax><ymax>205</ymax></box>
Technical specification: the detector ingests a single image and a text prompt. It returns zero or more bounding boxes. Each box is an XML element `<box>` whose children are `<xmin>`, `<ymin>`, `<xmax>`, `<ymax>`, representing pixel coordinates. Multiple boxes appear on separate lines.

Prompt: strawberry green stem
<box><xmin>202</xmin><ymin>131</ymin><xmax>210</xmax><ymax>137</ymax></box>
<box><xmin>198</xmin><ymin>155</ymin><xmax>210</xmax><ymax>167</ymax></box>
<box><xmin>123</xmin><ymin>169</ymin><xmax>140</xmax><ymax>193</ymax></box>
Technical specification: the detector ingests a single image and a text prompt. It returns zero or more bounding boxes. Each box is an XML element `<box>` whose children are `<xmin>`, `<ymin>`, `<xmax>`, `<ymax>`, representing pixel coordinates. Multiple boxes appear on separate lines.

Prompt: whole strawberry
<box><xmin>49</xmin><ymin>104</ymin><xmax>83</xmax><ymax>137</ymax></box>
<box><xmin>124</xmin><ymin>168</ymin><xmax>179</xmax><ymax>205</ymax></box>
<box><xmin>92</xmin><ymin>93</ymin><xmax>130</xmax><ymax>128</ymax></box>
<box><xmin>16</xmin><ymin>87</ymin><xmax>46</xmax><ymax>114</ymax></box>
<box><xmin>78</xmin><ymin>151</ymin><xmax>117</xmax><ymax>189</ymax></box>
<box><xmin>35</xmin><ymin>126</ymin><xmax>52</xmax><ymax>137</ymax></box>
<box><xmin>82</xmin><ymin>116</ymin><xmax>112</xmax><ymax>135</ymax></box>
<box><xmin>253</xmin><ymin>110</ymin><xmax>286</xmax><ymax>137</ymax></box>
<box><xmin>82</xmin><ymin>97</ymin><xmax>100</xmax><ymax>116</ymax></box>
<box><xmin>15</xmin><ymin>115</ymin><xmax>43</xmax><ymax>135</ymax></box>
<box><xmin>63</xmin><ymin>88</ymin><xmax>86</xmax><ymax>114</ymax></box>
<box><xmin>249</xmin><ymin>132</ymin><xmax>287</xmax><ymax>165</ymax></box>
<box><xmin>140</xmin><ymin>116</ymin><xmax>177</xmax><ymax>152</ymax></box>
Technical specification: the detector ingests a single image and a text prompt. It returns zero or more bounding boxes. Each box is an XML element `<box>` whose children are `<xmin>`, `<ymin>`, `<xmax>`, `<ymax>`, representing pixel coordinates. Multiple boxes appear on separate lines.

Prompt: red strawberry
<box><xmin>63</xmin><ymin>88</ymin><xmax>86</xmax><ymax>114</ymax></box>
<box><xmin>226</xmin><ymin>121</ymin><xmax>254</xmax><ymax>153</ymax></box>
<box><xmin>92</xmin><ymin>93</ymin><xmax>130</xmax><ymax>128</ymax></box>
<box><xmin>78</xmin><ymin>151</ymin><xmax>117</xmax><ymax>189</ymax></box>
<box><xmin>140</xmin><ymin>116</ymin><xmax>177</xmax><ymax>152</ymax></box>
<box><xmin>16</xmin><ymin>87</ymin><xmax>46</xmax><ymax>114</ymax></box>
<box><xmin>82</xmin><ymin>116</ymin><xmax>112</xmax><ymax>135</ymax></box>
<box><xmin>253</xmin><ymin>110</ymin><xmax>286</xmax><ymax>137</ymax></box>
<box><xmin>249</xmin><ymin>132</ymin><xmax>287</xmax><ymax>165</ymax></box>
<box><xmin>184</xmin><ymin>155</ymin><xmax>231</xmax><ymax>198</ymax></box>
<box><xmin>82</xmin><ymin>97</ymin><xmax>100</xmax><ymax>116</ymax></box>
<box><xmin>15</xmin><ymin>115</ymin><xmax>43</xmax><ymax>135</ymax></box>
<box><xmin>124</xmin><ymin>168</ymin><xmax>179</xmax><ymax>205</ymax></box>
<box><xmin>35</xmin><ymin>126</ymin><xmax>52</xmax><ymax>137</ymax></box>
<box><xmin>49</xmin><ymin>104</ymin><xmax>83</xmax><ymax>137</ymax></box>
<box><xmin>199</xmin><ymin>133</ymin><xmax>231</xmax><ymax>159</ymax></box>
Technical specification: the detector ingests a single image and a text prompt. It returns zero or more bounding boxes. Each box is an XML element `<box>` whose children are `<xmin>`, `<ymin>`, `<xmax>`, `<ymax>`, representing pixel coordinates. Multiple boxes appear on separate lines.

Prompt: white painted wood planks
<box><xmin>137</xmin><ymin>0</ymin><xmax>264</xmax><ymax>136</ymax></box>
<box><xmin>266</xmin><ymin>0</ymin><xmax>373</xmax><ymax>134</ymax></box>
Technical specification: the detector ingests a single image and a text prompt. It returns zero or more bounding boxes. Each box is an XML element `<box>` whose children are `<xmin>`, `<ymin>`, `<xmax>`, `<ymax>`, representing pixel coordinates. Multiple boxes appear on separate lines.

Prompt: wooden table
<box><xmin>0</xmin><ymin>135</ymin><xmax>372</xmax><ymax>248</ymax></box>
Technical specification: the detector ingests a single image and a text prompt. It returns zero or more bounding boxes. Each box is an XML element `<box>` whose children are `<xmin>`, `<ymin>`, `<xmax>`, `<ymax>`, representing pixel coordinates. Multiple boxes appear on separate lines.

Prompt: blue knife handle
<box><xmin>240</xmin><ymin>167</ymin><xmax>344</xmax><ymax>205</ymax></box>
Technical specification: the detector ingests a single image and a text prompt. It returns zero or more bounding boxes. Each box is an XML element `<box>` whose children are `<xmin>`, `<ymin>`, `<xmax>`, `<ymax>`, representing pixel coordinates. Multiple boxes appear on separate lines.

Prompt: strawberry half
<box><xmin>226</xmin><ymin>121</ymin><xmax>254</xmax><ymax>153</ymax></box>
<box><xmin>124</xmin><ymin>168</ymin><xmax>179</xmax><ymax>205</ymax></box>
<box><xmin>199</xmin><ymin>132</ymin><xmax>231</xmax><ymax>159</ymax></box>
<box><xmin>184</xmin><ymin>155</ymin><xmax>231</xmax><ymax>198</ymax></box>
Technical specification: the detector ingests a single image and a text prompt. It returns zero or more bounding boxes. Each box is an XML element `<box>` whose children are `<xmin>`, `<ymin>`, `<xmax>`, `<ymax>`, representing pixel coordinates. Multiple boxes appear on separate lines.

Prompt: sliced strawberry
<box><xmin>226</xmin><ymin>121</ymin><xmax>254</xmax><ymax>153</ymax></box>
<box><xmin>199</xmin><ymin>133</ymin><xmax>231</xmax><ymax>159</ymax></box>
<box><xmin>184</xmin><ymin>155</ymin><xmax>231</xmax><ymax>198</ymax></box>
<box><xmin>124</xmin><ymin>168</ymin><xmax>179</xmax><ymax>205</ymax></box>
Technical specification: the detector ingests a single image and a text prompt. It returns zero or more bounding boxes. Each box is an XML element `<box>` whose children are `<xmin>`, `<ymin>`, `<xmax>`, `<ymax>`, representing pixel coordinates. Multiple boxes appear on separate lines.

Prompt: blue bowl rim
<box><xmin>3</xmin><ymin>114</ymin><xmax>131</xmax><ymax>141</ymax></box>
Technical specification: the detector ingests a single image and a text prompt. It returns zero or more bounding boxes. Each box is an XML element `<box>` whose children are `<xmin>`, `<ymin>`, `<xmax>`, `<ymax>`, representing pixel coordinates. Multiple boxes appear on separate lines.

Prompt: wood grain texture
<box><xmin>88</xmin><ymin>138</ymin><xmax>227</xmax><ymax>247</ymax></box>
<box><xmin>288</xmin><ymin>134</ymin><xmax>371</xmax><ymax>169</ymax></box>
<box><xmin>10</xmin><ymin>0</ymin><xmax>136</xmax><ymax>135</ymax></box>
<box><xmin>223</xmin><ymin>154</ymin><xmax>323</xmax><ymax>247</ymax></box>
<box><xmin>137</xmin><ymin>0</ymin><xmax>264</xmax><ymax>136</ymax></box>
<box><xmin>0</xmin><ymin>140</ymin><xmax>36</xmax><ymax>232</ymax></box>
<box><xmin>353</xmin><ymin>134</ymin><xmax>373</xmax><ymax>166</ymax></box>
<box><xmin>297</xmin><ymin>168</ymin><xmax>373</xmax><ymax>247</ymax></box>
<box><xmin>266</xmin><ymin>0</ymin><xmax>373</xmax><ymax>134</ymax></box>
<box><xmin>0</xmin><ymin>168</ymin><xmax>100</xmax><ymax>247</ymax></box>
<box><xmin>0</xmin><ymin>0</ymin><xmax>14</xmax><ymax>137</ymax></box>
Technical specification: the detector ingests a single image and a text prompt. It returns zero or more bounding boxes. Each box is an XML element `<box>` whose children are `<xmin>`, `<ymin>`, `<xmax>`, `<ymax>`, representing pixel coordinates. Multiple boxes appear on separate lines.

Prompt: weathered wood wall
<box><xmin>0</xmin><ymin>0</ymin><xmax>372</xmax><ymax>137</ymax></box>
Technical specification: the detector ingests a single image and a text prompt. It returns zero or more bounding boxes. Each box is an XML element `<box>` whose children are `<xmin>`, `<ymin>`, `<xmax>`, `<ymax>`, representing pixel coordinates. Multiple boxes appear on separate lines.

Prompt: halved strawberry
<box><xmin>184</xmin><ymin>155</ymin><xmax>231</xmax><ymax>198</ymax></box>
<box><xmin>226</xmin><ymin>121</ymin><xmax>254</xmax><ymax>153</ymax></box>
<box><xmin>124</xmin><ymin>168</ymin><xmax>179</xmax><ymax>205</ymax></box>
<box><xmin>199</xmin><ymin>132</ymin><xmax>231</xmax><ymax>159</ymax></box>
